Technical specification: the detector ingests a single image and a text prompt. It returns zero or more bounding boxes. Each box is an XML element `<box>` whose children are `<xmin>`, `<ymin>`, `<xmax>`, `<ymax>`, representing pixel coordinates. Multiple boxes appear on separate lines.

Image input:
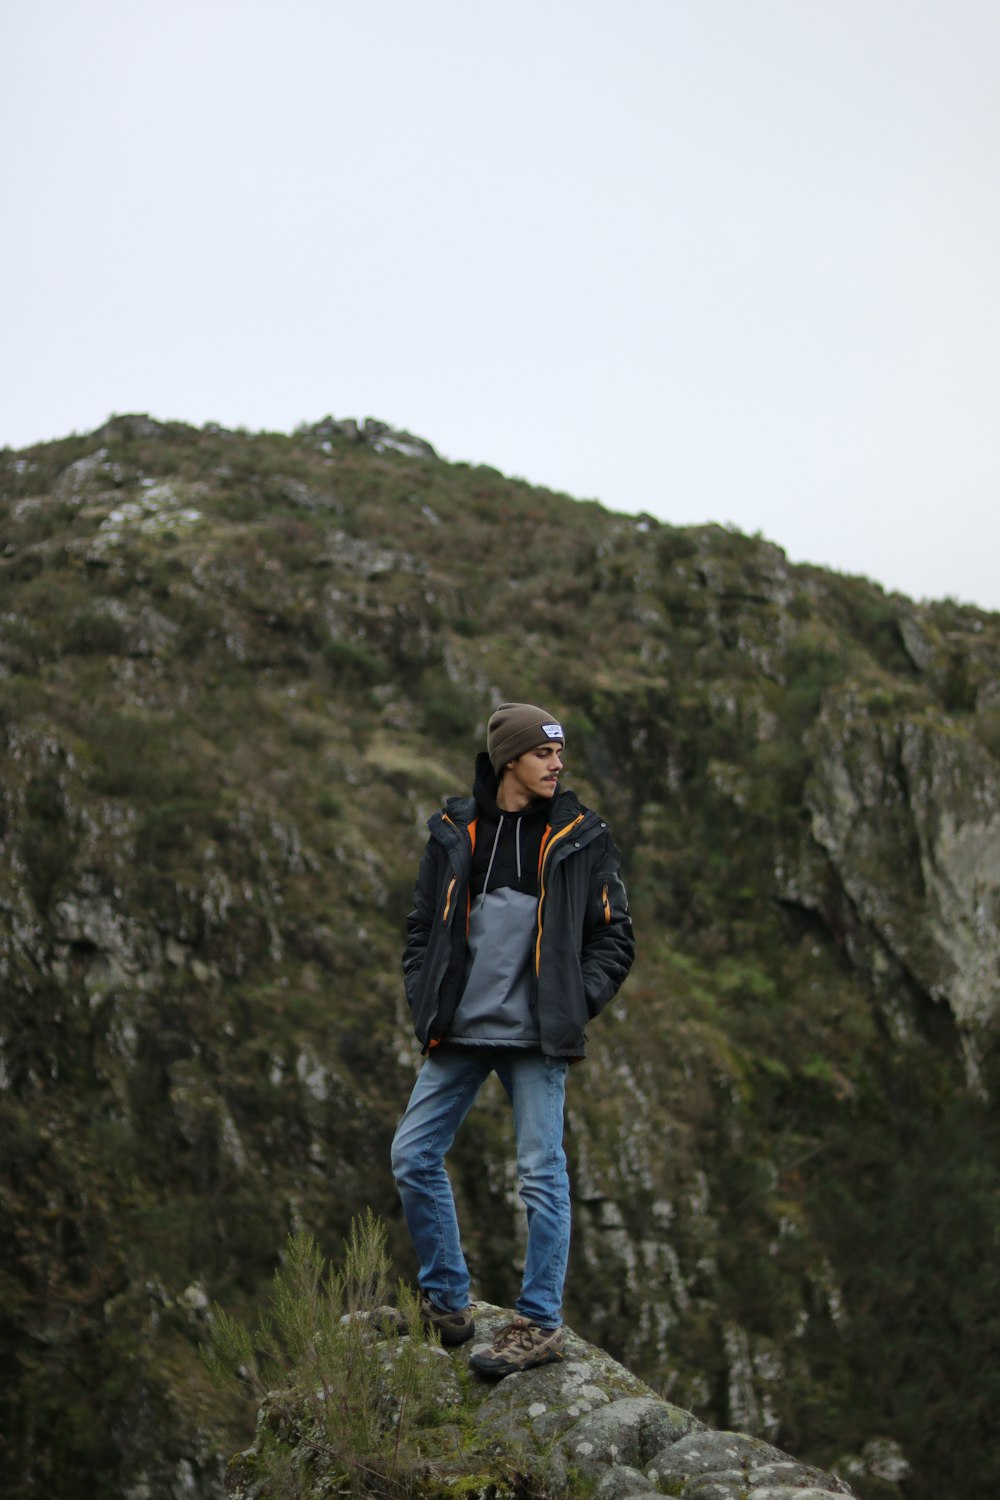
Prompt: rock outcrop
<box><xmin>302</xmin><ymin>414</ymin><xmax>438</xmax><ymax>458</ymax></box>
<box><xmin>228</xmin><ymin>1306</ymin><xmax>858</xmax><ymax>1500</ymax></box>
<box><xmin>805</xmin><ymin>690</ymin><xmax>1000</xmax><ymax>1033</ymax></box>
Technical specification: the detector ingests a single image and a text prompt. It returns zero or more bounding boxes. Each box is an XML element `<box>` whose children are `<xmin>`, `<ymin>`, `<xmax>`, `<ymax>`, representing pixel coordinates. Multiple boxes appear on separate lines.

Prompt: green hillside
<box><xmin>1</xmin><ymin>415</ymin><xmax>998</xmax><ymax>1500</ymax></box>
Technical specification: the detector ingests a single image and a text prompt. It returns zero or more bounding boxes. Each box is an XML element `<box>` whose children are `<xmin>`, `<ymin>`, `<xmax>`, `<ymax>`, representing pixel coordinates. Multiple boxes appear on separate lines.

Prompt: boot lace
<box><xmin>491</xmin><ymin>1318</ymin><xmax>539</xmax><ymax>1351</ymax></box>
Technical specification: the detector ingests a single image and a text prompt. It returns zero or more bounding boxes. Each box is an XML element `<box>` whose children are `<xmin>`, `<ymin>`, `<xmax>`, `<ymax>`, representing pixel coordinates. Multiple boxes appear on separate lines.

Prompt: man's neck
<box><xmin>496</xmin><ymin>781</ymin><xmax>530</xmax><ymax>813</ymax></box>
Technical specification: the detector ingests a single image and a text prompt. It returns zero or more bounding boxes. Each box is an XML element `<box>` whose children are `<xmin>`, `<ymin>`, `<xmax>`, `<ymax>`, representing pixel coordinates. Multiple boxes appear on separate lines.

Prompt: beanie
<box><xmin>487</xmin><ymin>702</ymin><xmax>565</xmax><ymax>775</ymax></box>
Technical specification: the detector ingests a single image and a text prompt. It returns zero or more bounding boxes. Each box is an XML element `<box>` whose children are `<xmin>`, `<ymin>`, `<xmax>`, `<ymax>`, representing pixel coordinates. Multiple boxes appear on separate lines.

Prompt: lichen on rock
<box><xmin>227</xmin><ymin>1304</ymin><xmax>853</xmax><ymax>1500</ymax></box>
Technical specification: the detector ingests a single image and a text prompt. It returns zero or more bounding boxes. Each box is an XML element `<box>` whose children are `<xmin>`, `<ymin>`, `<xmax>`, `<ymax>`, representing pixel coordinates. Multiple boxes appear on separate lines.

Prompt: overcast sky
<box><xmin>3</xmin><ymin>1</ymin><xmax>999</xmax><ymax>611</ymax></box>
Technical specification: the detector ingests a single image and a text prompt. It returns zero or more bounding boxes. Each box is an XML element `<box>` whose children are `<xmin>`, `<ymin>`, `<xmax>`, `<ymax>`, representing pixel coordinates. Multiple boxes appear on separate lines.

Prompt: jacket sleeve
<box><xmin>402</xmin><ymin>839</ymin><xmax>441</xmax><ymax>1010</ymax></box>
<box><xmin>580</xmin><ymin>842</ymin><xmax>635</xmax><ymax>1018</ymax></box>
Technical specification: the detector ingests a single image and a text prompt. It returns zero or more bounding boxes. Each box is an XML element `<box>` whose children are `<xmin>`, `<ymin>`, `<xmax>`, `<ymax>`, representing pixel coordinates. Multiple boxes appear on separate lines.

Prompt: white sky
<box><xmin>3</xmin><ymin>0</ymin><xmax>999</xmax><ymax>611</ymax></box>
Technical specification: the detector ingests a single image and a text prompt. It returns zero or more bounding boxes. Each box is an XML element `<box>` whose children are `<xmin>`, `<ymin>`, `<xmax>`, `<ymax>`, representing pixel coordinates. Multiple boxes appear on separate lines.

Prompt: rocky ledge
<box><xmin>227</xmin><ymin>1304</ymin><xmax>855</xmax><ymax>1500</ymax></box>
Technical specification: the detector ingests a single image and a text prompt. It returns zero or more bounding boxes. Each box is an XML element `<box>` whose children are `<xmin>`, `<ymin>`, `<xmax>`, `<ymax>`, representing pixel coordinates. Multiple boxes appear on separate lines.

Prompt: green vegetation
<box><xmin>205</xmin><ymin>1212</ymin><xmax>544</xmax><ymax>1500</ymax></box>
<box><xmin>1</xmin><ymin>414</ymin><xmax>998</xmax><ymax>1500</ymax></box>
<box><xmin>204</xmin><ymin>1214</ymin><xmax>438</xmax><ymax>1497</ymax></box>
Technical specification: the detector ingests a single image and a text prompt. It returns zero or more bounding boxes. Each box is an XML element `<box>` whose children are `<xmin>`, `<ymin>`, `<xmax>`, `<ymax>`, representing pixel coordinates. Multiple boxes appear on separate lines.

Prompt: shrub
<box><xmin>420</xmin><ymin>679</ymin><xmax>477</xmax><ymax>743</ymax></box>
<box><xmin>64</xmin><ymin>608</ymin><xmax>127</xmax><ymax>656</ymax></box>
<box><xmin>316</xmin><ymin>791</ymin><xmax>342</xmax><ymax>819</ymax></box>
<box><xmin>203</xmin><ymin>1211</ymin><xmax>438</xmax><ymax>1497</ymax></box>
<box><xmin>324</xmin><ymin>636</ymin><xmax>386</xmax><ymax>688</ymax></box>
<box><xmin>655</xmin><ymin>528</ymin><xmax>698</xmax><ymax>568</ymax></box>
<box><xmin>21</xmin><ymin>770</ymin><xmax>73</xmax><ymax>910</ymax></box>
<box><xmin>942</xmin><ymin>655</ymin><xmax>977</xmax><ymax>713</ymax></box>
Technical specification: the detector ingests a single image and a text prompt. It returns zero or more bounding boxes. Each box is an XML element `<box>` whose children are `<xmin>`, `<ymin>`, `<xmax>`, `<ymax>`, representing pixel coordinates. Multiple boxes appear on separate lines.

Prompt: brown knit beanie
<box><xmin>487</xmin><ymin>702</ymin><xmax>565</xmax><ymax>775</ymax></box>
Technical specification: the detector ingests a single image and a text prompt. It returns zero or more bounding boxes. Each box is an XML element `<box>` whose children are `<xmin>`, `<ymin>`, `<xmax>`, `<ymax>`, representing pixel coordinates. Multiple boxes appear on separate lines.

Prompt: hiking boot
<box><xmin>375</xmin><ymin>1295</ymin><xmax>475</xmax><ymax>1345</ymax></box>
<box><xmin>419</xmin><ymin>1295</ymin><xmax>476</xmax><ymax>1346</ymax></box>
<box><xmin>469</xmin><ymin>1316</ymin><xmax>565</xmax><ymax>1378</ymax></box>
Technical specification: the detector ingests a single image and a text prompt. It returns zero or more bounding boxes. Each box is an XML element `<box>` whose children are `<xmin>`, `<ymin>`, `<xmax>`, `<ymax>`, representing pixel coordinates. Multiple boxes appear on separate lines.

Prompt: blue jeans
<box><xmin>390</xmin><ymin>1048</ymin><xmax>570</xmax><ymax>1328</ymax></box>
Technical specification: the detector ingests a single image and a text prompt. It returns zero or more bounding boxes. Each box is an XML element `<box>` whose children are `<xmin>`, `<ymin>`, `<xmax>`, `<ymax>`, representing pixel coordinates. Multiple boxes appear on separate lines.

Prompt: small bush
<box><xmin>64</xmin><ymin>609</ymin><xmax>127</xmax><ymax>656</ymax></box>
<box><xmin>21</xmin><ymin>770</ymin><xmax>73</xmax><ymax>910</ymax></box>
<box><xmin>420</xmin><ymin>678</ymin><xmax>477</xmax><ymax>742</ymax></box>
<box><xmin>203</xmin><ymin>1211</ymin><xmax>437</xmax><ymax>1497</ymax></box>
<box><xmin>656</xmin><ymin>528</ymin><xmax>698</xmax><ymax>568</ymax></box>
<box><xmin>942</xmin><ymin>655</ymin><xmax>977</xmax><ymax>714</ymax></box>
<box><xmin>324</xmin><ymin>636</ymin><xmax>386</xmax><ymax>688</ymax></box>
<box><xmin>139</xmin><ymin>797</ymin><xmax>224</xmax><ymax>856</ymax></box>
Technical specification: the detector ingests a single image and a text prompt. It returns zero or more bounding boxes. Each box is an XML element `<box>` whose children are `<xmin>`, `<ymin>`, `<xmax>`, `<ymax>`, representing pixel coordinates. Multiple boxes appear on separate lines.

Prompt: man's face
<box><xmin>503</xmin><ymin>741</ymin><xmax>564</xmax><ymax>804</ymax></box>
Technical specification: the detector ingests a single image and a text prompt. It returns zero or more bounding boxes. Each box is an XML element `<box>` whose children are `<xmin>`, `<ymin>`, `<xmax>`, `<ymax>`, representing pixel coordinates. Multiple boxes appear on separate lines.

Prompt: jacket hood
<box><xmin>472</xmin><ymin>751</ymin><xmax>502</xmax><ymax>813</ymax></box>
<box><xmin>471</xmin><ymin>750</ymin><xmax>578</xmax><ymax>825</ymax></box>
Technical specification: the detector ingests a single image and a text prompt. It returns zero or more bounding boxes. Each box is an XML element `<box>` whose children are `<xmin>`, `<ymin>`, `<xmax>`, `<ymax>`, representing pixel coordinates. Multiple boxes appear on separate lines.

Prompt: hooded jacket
<box><xmin>402</xmin><ymin>753</ymin><xmax>634</xmax><ymax>1059</ymax></box>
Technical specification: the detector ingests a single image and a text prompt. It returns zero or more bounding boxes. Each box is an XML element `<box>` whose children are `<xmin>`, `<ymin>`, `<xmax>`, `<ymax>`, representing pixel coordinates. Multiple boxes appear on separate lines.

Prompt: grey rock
<box><xmin>54</xmin><ymin>448</ymin><xmax>109</xmax><ymax>498</ymax></box>
<box><xmin>747</xmin><ymin>1490</ymin><xmax>851</xmax><ymax>1500</ymax></box>
<box><xmin>303</xmin><ymin>414</ymin><xmax>437</xmax><ymax>458</ymax></box>
<box><xmin>231</xmin><ymin>1308</ymin><xmax>853</xmax><ymax>1500</ymax></box>
<box><xmin>592</xmin><ymin>1464</ymin><xmax>657</xmax><ymax>1498</ymax></box>
<box><xmin>319</xmin><ymin>528</ymin><xmax>423</xmax><ymax>579</ymax></box>
<box><xmin>677</xmin><ymin>1477</ymin><xmax>748</xmax><ymax>1500</ymax></box>
<box><xmin>805</xmin><ymin>691</ymin><xmax>1000</xmax><ymax>1031</ymax></box>
<box><xmin>646</xmin><ymin>1430</ymin><xmax>851</xmax><ymax>1497</ymax></box>
<box><xmin>859</xmin><ymin>1436</ymin><xmax>909</xmax><ymax>1485</ymax></box>
<box><xmin>749</xmin><ymin>1460</ymin><xmax>851</xmax><ymax>1490</ymax></box>
<box><xmin>648</xmin><ymin>1429</ymin><xmax>789</xmax><ymax>1479</ymax></box>
<box><xmin>558</xmin><ymin>1394</ymin><xmax>701</xmax><ymax>1470</ymax></box>
<box><xmin>680</xmin><ymin>1486</ymin><xmax>841</xmax><ymax>1500</ymax></box>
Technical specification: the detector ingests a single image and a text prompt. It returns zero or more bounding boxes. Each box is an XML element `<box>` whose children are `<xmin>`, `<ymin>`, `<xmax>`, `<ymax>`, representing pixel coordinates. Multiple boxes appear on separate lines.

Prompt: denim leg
<box><xmin>496</xmin><ymin>1054</ymin><xmax>570</xmax><ymax>1328</ymax></box>
<box><xmin>390</xmin><ymin>1049</ymin><xmax>493</xmax><ymax>1312</ymax></box>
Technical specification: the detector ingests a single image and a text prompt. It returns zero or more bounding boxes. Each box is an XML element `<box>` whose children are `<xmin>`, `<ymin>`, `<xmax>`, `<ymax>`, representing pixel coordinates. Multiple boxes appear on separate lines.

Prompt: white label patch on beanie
<box><xmin>542</xmin><ymin>723</ymin><xmax>564</xmax><ymax>739</ymax></box>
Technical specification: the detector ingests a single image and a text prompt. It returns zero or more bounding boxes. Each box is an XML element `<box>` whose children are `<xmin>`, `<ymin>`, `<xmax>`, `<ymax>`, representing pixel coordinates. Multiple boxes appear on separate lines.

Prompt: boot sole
<box><xmin>469</xmin><ymin>1348</ymin><xmax>564</xmax><ymax>1379</ymax></box>
<box><xmin>432</xmin><ymin>1321</ymin><xmax>476</xmax><ymax>1347</ymax></box>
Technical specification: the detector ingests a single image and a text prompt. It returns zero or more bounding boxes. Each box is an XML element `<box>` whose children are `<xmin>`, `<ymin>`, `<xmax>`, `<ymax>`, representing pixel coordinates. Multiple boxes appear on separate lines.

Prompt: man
<box><xmin>391</xmin><ymin>702</ymin><xmax>634</xmax><ymax>1378</ymax></box>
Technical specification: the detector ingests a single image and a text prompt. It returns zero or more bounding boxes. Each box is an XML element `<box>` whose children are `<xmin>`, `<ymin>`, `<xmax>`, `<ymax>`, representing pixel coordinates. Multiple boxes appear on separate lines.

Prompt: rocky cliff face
<box><xmin>1</xmin><ymin>417</ymin><xmax>998</xmax><ymax>1500</ymax></box>
<box><xmin>804</xmin><ymin>691</ymin><xmax>1000</xmax><ymax>1039</ymax></box>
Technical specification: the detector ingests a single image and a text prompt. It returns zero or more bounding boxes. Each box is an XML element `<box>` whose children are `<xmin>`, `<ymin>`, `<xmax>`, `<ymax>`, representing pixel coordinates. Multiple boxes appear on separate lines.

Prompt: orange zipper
<box><xmin>601</xmin><ymin>883</ymin><xmax>611</xmax><ymax>924</ymax></box>
<box><xmin>439</xmin><ymin>816</ymin><xmax>477</xmax><ymax>925</ymax></box>
<box><xmin>442</xmin><ymin>876</ymin><xmax>456</xmax><ymax>923</ymax></box>
<box><xmin>534</xmin><ymin>815</ymin><xmax>584</xmax><ymax>971</ymax></box>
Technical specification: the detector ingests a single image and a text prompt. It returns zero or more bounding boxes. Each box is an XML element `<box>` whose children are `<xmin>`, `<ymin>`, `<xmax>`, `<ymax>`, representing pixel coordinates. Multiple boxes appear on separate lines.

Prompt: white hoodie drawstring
<box><xmin>483</xmin><ymin>816</ymin><xmax>504</xmax><ymax>894</ymax></box>
<box><xmin>483</xmin><ymin>814</ymin><xmax>523</xmax><ymax>892</ymax></box>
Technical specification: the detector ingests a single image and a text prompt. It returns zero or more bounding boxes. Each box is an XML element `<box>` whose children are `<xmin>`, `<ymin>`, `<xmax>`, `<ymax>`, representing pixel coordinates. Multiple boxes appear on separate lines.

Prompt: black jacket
<box><xmin>402</xmin><ymin>754</ymin><xmax>635</xmax><ymax>1059</ymax></box>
